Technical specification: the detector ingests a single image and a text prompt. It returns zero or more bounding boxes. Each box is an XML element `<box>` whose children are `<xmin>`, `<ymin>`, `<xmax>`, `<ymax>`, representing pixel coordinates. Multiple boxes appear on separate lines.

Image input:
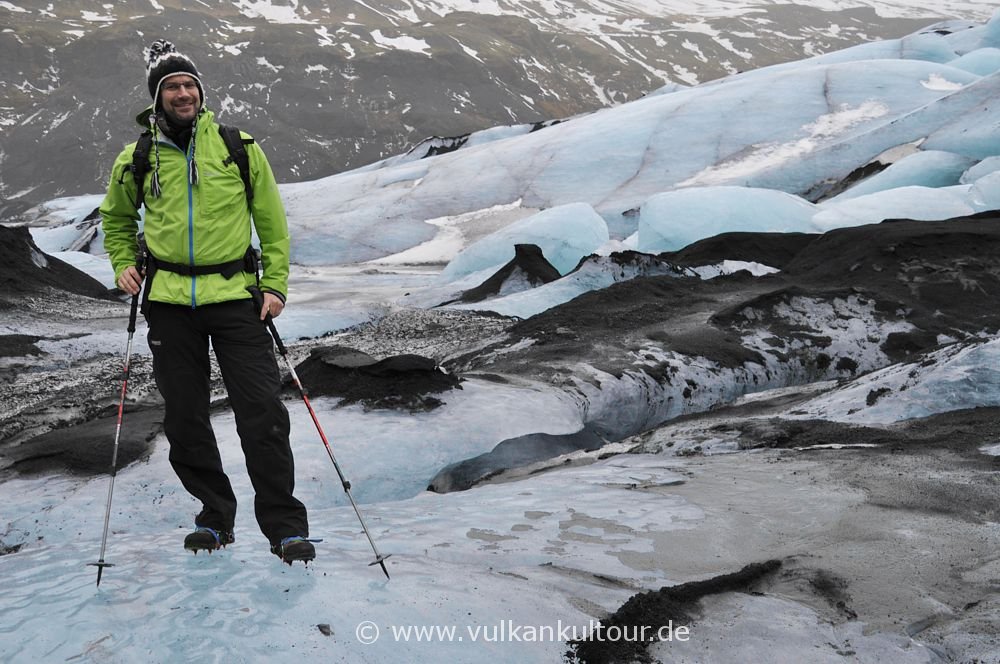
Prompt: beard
<box><xmin>161</xmin><ymin>106</ymin><xmax>197</xmax><ymax>128</ymax></box>
<box><xmin>155</xmin><ymin>108</ymin><xmax>197</xmax><ymax>150</ymax></box>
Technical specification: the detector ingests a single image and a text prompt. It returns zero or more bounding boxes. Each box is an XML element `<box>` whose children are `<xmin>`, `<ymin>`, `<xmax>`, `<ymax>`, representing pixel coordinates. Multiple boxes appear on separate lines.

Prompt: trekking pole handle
<box><xmin>128</xmin><ymin>244</ymin><xmax>146</xmax><ymax>335</ymax></box>
<box><xmin>264</xmin><ymin>314</ymin><xmax>287</xmax><ymax>356</ymax></box>
<box><xmin>248</xmin><ymin>284</ymin><xmax>285</xmax><ymax>354</ymax></box>
<box><xmin>127</xmin><ymin>291</ymin><xmax>140</xmax><ymax>334</ymax></box>
<box><xmin>127</xmin><ymin>235</ymin><xmax>147</xmax><ymax>334</ymax></box>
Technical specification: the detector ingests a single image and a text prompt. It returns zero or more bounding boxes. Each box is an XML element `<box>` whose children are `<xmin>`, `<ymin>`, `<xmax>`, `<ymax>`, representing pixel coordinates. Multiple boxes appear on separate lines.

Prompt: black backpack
<box><xmin>129</xmin><ymin>124</ymin><xmax>254</xmax><ymax>209</ymax></box>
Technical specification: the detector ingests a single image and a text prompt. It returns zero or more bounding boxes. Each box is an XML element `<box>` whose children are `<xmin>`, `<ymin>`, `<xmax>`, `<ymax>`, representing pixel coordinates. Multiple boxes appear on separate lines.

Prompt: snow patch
<box><xmin>233</xmin><ymin>0</ymin><xmax>314</xmax><ymax>24</ymax></box>
<box><xmin>214</xmin><ymin>41</ymin><xmax>249</xmax><ymax>56</ymax></box>
<box><xmin>256</xmin><ymin>56</ymin><xmax>283</xmax><ymax>72</ymax></box>
<box><xmin>921</xmin><ymin>73</ymin><xmax>967</xmax><ymax>90</ymax></box>
<box><xmin>218</xmin><ymin>95</ymin><xmax>250</xmax><ymax>115</ymax></box>
<box><xmin>80</xmin><ymin>10</ymin><xmax>114</xmax><ymax>22</ymax></box>
<box><xmin>370</xmin><ymin>30</ymin><xmax>431</xmax><ymax>56</ymax></box>
<box><xmin>314</xmin><ymin>26</ymin><xmax>334</xmax><ymax>47</ymax></box>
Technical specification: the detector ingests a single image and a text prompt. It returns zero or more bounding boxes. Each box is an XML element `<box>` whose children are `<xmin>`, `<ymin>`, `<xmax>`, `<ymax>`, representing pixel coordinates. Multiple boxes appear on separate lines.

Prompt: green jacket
<box><xmin>101</xmin><ymin>107</ymin><xmax>289</xmax><ymax>307</ymax></box>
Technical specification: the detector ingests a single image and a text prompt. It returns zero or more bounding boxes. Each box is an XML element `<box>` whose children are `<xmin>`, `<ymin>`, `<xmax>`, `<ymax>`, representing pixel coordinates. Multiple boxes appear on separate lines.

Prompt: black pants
<box><xmin>147</xmin><ymin>299</ymin><xmax>308</xmax><ymax>545</ymax></box>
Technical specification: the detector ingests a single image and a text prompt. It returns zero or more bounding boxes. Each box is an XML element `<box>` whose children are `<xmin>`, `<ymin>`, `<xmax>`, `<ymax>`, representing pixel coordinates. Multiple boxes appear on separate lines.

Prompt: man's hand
<box><xmin>117</xmin><ymin>265</ymin><xmax>144</xmax><ymax>295</ymax></box>
<box><xmin>260</xmin><ymin>292</ymin><xmax>284</xmax><ymax>320</ymax></box>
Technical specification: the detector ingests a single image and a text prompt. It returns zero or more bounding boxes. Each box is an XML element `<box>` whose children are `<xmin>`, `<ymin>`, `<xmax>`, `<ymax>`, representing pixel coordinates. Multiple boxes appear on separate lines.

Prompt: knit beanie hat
<box><xmin>144</xmin><ymin>39</ymin><xmax>205</xmax><ymax>113</ymax></box>
<box><xmin>142</xmin><ymin>40</ymin><xmax>205</xmax><ymax>198</ymax></box>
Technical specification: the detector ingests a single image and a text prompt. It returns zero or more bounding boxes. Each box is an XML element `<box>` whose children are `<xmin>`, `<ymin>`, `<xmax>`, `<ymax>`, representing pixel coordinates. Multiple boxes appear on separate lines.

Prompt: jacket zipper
<box><xmin>154</xmin><ymin>138</ymin><xmax>198</xmax><ymax>308</ymax></box>
<box><xmin>187</xmin><ymin>143</ymin><xmax>195</xmax><ymax>309</ymax></box>
<box><xmin>184</xmin><ymin>139</ymin><xmax>197</xmax><ymax>309</ymax></box>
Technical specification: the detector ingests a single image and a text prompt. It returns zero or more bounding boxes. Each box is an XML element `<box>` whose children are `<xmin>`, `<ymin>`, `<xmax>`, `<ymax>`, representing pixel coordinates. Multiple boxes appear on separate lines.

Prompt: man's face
<box><xmin>160</xmin><ymin>74</ymin><xmax>200</xmax><ymax>125</ymax></box>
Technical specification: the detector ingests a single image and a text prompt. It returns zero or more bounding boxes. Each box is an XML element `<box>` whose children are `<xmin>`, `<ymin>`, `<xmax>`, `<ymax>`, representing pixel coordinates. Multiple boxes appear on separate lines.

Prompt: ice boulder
<box><xmin>441</xmin><ymin>202</ymin><xmax>609</xmax><ymax>280</ymax></box>
<box><xmin>961</xmin><ymin>156</ymin><xmax>1000</xmax><ymax>183</ymax></box>
<box><xmin>636</xmin><ymin>186</ymin><xmax>818</xmax><ymax>253</ymax></box>
<box><xmin>825</xmin><ymin>150</ymin><xmax>975</xmax><ymax>203</ymax></box>
<box><xmin>899</xmin><ymin>32</ymin><xmax>958</xmax><ymax>63</ymax></box>
<box><xmin>984</xmin><ymin>9</ymin><xmax>1000</xmax><ymax>49</ymax></box>
<box><xmin>448</xmin><ymin>252</ymin><xmax>687</xmax><ymax>319</ymax></box>
<box><xmin>970</xmin><ymin>171</ymin><xmax>1000</xmax><ymax>211</ymax></box>
<box><xmin>813</xmin><ymin>185</ymin><xmax>976</xmax><ymax>231</ymax></box>
<box><xmin>447</xmin><ymin>244</ymin><xmax>561</xmax><ymax>305</ymax></box>
<box><xmin>948</xmin><ymin>47</ymin><xmax>1000</xmax><ymax>75</ymax></box>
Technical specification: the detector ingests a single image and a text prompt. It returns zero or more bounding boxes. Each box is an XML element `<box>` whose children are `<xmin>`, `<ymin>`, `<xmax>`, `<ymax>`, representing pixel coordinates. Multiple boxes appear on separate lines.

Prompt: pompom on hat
<box><xmin>144</xmin><ymin>39</ymin><xmax>205</xmax><ymax>112</ymax></box>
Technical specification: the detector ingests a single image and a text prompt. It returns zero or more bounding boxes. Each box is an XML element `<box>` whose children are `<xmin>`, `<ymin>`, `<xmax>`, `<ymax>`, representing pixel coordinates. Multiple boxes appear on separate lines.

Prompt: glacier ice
<box><xmin>961</xmin><ymin>156</ymin><xmax>1000</xmax><ymax>183</ymax></box>
<box><xmin>637</xmin><ymin>187</ymin><xmax>818</xmax><ymax>253</ymax></box>
<box><xmin>447</xmin><ymin>253</ymin><xmax>687</xmax><ymax>319</ymax></box>
<box><xmin>969</xmin><ymin>171</ymin><xmax>1000</xmax><ymax>211</ymax></box>
<box><xmin>813</xmin><ymin>185</ymin><xmax>976</xmax><ymax>230</ymax></box>
<box><xmin>920</xmin><ymin>77</ymin><xmax>1000</xmax><ymax>159</ymax></box>
<box><xmin>824</xmin><ymin>150</ymin><xmax>976</xmax><ymax>203</ymax></box>
<box><xmin>984</xmin><ymin>8</ymin><xmax>1000</xmax><ymax>48</ymax></box>
<box><xmin>786</xmin><ymin>338</ymin><xmax>1000</xmax><ymax>424</ymax></box>
<box><xmin>270</xmin><ymin>58</ymin><xmax>991</xmax><ymax>268</ymax></box>
<box><xmin>441</xmin><ymin>202</ymin><xmax>609</xmax><ymax>280</ymax></box>
<box><xmin>948</xmin><ymin>46</ymin><xmax>1000</xmax><ymax>74</ymax></box>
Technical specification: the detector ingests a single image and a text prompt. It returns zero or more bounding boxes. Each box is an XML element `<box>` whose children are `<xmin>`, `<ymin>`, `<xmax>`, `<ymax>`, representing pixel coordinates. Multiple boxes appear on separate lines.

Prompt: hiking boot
<box><xmin>184</xmin><ymin>526</ymin><xmax>234</xmax><ymax>554</ymax></box>
<box><xmin>271</xmin><ymin>536</ymin><xmax>317</xmax><ymax>565</ymax></box>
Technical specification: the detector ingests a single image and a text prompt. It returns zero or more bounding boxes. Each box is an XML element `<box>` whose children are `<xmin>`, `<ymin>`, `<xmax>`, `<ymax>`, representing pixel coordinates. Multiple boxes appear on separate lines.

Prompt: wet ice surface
<box><xmin>1</xmin><ymin>419</ymin><xmax>698</xmax><ymax>662</ymax></box>
<box><xmin>5</xmin><ymin>398</ymin><xmax>997</xmax><ymax>662</ymax></box>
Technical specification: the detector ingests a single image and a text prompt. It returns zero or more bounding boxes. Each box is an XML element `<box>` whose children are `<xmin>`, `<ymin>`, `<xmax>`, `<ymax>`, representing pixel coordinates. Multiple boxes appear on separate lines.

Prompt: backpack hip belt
<box><xmin>141</xmin><ymin>245</ymin><xmax>258</xmax><ymax>314</ymax></box>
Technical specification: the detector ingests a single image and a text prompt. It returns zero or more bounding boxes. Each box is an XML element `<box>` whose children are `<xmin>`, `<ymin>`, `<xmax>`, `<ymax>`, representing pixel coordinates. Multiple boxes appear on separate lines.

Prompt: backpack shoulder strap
<box><xmin>218</xmin><ymin>124</ymin><xmax>254</xmax><ymax>206</ymax></box>
<box><xmin>130</xmin><ymin>131</ymin><xmax>154</xmax><ymax>209</ymax></box>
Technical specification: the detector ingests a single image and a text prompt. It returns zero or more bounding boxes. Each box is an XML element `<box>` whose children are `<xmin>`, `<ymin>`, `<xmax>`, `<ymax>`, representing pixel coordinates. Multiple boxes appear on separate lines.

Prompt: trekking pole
<box><xmin>263</xmin><ymin>312</ymin><xmax>391</xmax><ymax>580</ymax></box>
<box><xmin>89</xmin><ymin>247</ymin><xmax>145</xmax><ymax>587</ymax></box>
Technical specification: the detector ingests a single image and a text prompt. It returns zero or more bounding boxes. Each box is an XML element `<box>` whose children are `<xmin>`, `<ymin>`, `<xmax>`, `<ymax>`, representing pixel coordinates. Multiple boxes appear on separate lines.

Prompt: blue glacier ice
<box><xmin>969</xmin><ymin>171</ymin><xmax>1000</xmax><ymax>211</ymax></box>
<box><xmin>275</xmin><ymin>56</ymin><xmax>994</xmax><ymax>267</ymax></box>
<box><xmin>961</xmin><ymin>156</ymin><xmax>1000</xmax><ymax>183</ymax></box>
<box><xmin>824</xmin><ymin>150</ymin><xmax>976</xmax><ymax>203</ymax></box>
<box><xmin>948</xmin><ymin>47</ymin><xmax>1000</xmax><ymax>74</ymax></box>
<box><xmin>637</xmin><ymin>187</ymin><xmax>818</xmax><ymax>253</ymax></box>
<box><xmin>448</xmin><ymin>253</ymin><xmax>687</xmax><ymax>319</ymax></box>
<box><xmin>440</xmin><ymin>202</ymin><xmax>609</xmax><ymax>280</ymax></box>
<box><xmin>814</xmin><ymin>185</ymin><xmax>976</xmax><ymax>230</ymax></box>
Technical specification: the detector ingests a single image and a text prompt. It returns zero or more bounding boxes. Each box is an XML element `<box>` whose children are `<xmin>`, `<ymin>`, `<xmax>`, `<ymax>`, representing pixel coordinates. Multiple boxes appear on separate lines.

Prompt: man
<box><xmin>100</xmin><ymin>40</ymin><xmax>314</xmax><ymax>564</ymax></box>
